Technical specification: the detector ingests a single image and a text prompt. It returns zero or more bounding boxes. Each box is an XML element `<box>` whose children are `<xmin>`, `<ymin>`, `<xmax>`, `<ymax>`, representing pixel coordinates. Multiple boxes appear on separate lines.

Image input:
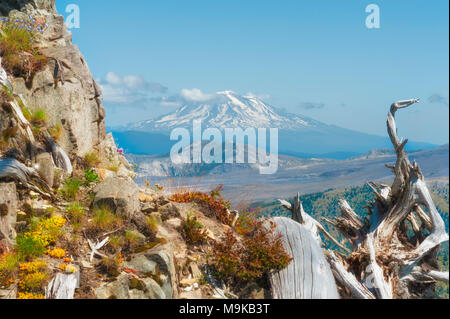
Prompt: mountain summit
<box><xmin>113</xmin><ymin>91</ymin><xmax>435</xmax><ymax>158</ymax></box>
<box><xmin>126</xmin><ymin>90</ymin><xmax>320</xmax><ymax>132</ymax></box>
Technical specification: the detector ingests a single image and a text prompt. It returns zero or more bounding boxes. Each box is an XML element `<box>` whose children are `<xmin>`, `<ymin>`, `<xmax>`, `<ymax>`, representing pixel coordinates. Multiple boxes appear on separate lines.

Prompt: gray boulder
<box><xmin>35</xmin><ymin>152</ymin><xmax>55</xmax><ymax>188</ymax></box>
<box><xmin>93</xmin><ymin>176</ymin><xmax>140</xmax><ymax>219</ymax></box>
<box><xmin>124</xmin><ymin>243</ymin><xmax>177</xmax><ymax>299</ymax></box>
<box><xmin>95</xmin><ymin>273</ymin><xmax>167</xmax><ymax>299</ymax></box>
<box><xmin>0</xmin><ymin>183</ymin><xmax>17</xmax><ymax>247</ymax></box>
<box><xmin>142</xmin><ymin>278</ymin><xmax>166</xmax><ymax>299</ymax></box>
<box><xmin>95</xmin><ymin>273</ymin><xmax>130</xmax><ymax>299</ymax></box>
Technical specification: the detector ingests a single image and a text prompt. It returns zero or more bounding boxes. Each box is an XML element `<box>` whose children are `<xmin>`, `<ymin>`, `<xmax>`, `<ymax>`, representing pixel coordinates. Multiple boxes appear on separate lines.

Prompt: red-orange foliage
<box><xmin>210</xmin><ymin>217</ymin><xmax>292</xmax><ymax>285</ymax></box>
<box><xmin>171</xmin><ymin>186</ymin><xmax>292</xmax><ymax>285</ymax></box>
<box><xmin>170</xmin><ymin>185</ymin><xmax>232</xmax><ymax>225</ymax></box>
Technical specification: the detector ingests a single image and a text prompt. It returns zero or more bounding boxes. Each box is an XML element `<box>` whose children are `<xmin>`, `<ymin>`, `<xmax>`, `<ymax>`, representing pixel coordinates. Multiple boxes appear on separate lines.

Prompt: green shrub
<box><xmin>30</xmin><ymin>109</ymin><xmax>47</xmax><ymax>127</ymax></box>
<box><xmin>0</xmin><ymin>252</ymin><xmax>19</xmax><ymax>286</ymax></box>
<box><xmin>100</xmin><ymin>255</ymin><xmax>123</xmax><ymax>277</ymax></box>
<box><xmin>124</xmin><ymin>230</ymin><xmax>142</xmax><ymax>247</ymax></box>
<box><xmin>84</xmin><ymin>169</ymin><xmax>99</xmax><ymax>184</ymax></box>
<box><xmin>92</xmin><ymin>205</ymin><xmax>122</xmax><ymax>230</ymax></box>
<box><xmin>109</xmin><ymin>234</ymin><xmax>125</xmax><ymax>250</ymax></box>
<box><xmin>146</xmin><ymin>216</ymin><xmax>158</xmax><ymax>233</ymax></box>
<box><xmin>21</xmin><ymin>106</ymin><xmax>32</xmax><ymax>121</ymax></box>
<box><xmin>0</xmin><ymin>20</ymin><xmax>48</xmax><ymax>84</ymax></box>
<box><xmin>59</xmin><ymin>178</ymin><xmax>83</xmax><ymax>200</ymax></box>
<box><xmin>0</xmin><ymin>84</ymin><xmax>14</xmax><ymax>101</ymax></box>
<box><xmin>66</xmin><ymin>202</ymin><xmax>85</xmax><ymax>224</ymax></box>
<box><xmin>181</xmin><ymin>213</ymin><xmax>207</xmax><ymax>245</ymax></box>
<box><xmin>15</xmin><ymin>235</ymin><xmax>46</xmax><ymax>260</ymax></box>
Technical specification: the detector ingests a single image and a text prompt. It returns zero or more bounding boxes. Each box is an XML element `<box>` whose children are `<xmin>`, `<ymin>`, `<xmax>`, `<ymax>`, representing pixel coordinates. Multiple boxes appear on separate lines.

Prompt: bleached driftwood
<box><xmin>366</xmin><ymin>234</ymin><xmax>393</xmax><ymax>299</ymax></box>
<box><xmin>45</xmin><ymin>271</ymin><xmax>80</xmax><ymax>299</ymax></box>
<box><xmin>0</xmin><ymin>157</ymin><xmax>51</xmax><ymax>196</ymax></box>
<box><xmin>278</xmin><ymin>195</ymin><xmax>350</xmax><ymax>253</ymax></box>
<box><xmin>326</xmin><ymin>251</ymin><xmax>375</xmax><ymax>299</ymax></box>
<box><xmin>318</xmin><ymin>99</ymin><xmax>449</xmax><ymax>299</ymax></box>
<box><xmin>86</xmin><ymin>235</ymin><xmax>109</xmax><ymax>262</ymax></box>
<box><xmin>276</xmin><ymin>99</ymin><xmax>448</xmax><ymax>299</ymax></box>
<box><xmin>0</xmin><ymin>60</ymin><xmax>7</xmax><ymax>86</ymax></box>
<box><xmin>8</xmin><ymin>93</ymin><xmax>71</xmax><ymax>175</ymax></box>
<box><xmin>268</xmin><ymin>217</ymin><xmax>339</xmax><ymax>299</ymax></box>
<box><xmin>8</xmin><ymin>100</ymin><xmax>35</xmax><ymax>143</ymax></box>
<box><xmin>226</xmin><ymin>209</ymin><xmax>240</xmax><ymax>227</ymax></box>
<box><xmin>43</xmin><ymin>132</ymin><xmax>73</xmax><ymax>175</ymax></box>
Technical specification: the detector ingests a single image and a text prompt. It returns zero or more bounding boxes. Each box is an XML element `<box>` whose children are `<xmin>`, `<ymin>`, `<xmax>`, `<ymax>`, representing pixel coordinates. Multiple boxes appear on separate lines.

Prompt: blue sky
<box><xmin>56</xmin><ymin>0</ymin><xmax>449</xmax><ymax>145</ymax></box>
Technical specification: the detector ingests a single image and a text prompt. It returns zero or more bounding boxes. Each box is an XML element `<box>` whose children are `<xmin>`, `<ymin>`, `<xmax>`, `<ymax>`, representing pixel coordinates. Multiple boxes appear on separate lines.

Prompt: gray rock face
<box><xmin>95</xmin><ymin>273</ymin><xmax>167</xmax><ymax>299</ymax></box>
<box><xmin>143</xmin><ymin>244</ymin><xmax>177</xmax><ymax>299</ymax></box>
<box><xmin>97</xmin><ymin>133</ymin><xmax>136</xmax><ymax>179</ymax></box>
<box><xmin>95</xmin><ymin>273</ymin><xmax>130</xmax><ymax>299</ymax></box>
<box><xmin>35</xmin><ymin>152</ymin><xmax>55</xmax><ymax>188</ymax></box>
<box><xmin>0</xmin><ymin>183</ymin><xmax>17</xmax><ymax>247</ymax></box>
<box><xmin>93</xmin><ymin>176</ymin><xmax>140</xmax><ymax>219</ymax></box>
<box><xmin>142</xmin><ymin>278</ymin><xmax>166</xmax><ymax>299</ymax></box>
<box><xmin>0</xmin><ymin>0</ymin><xmax>56</xmax><ymax>14</ymax></box>
<box><xmin>1</xmin><ymin>0</ymin><xmax>106</xmax><ymax>156</ymax></box>
<box><xmin>123</xmin><ymin>243</ymin><xmax>178</xmax><ymax>299</ymax></box>
<box><xmin>125</xmin><ymin>255</ymin><xmax>157</xmax><ymax>275</ymax></box>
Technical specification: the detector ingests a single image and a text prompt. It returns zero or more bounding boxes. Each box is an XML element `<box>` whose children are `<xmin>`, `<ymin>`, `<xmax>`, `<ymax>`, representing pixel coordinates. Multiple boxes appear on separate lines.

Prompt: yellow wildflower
<box><xmin>19</xmin><ymin>261</ymin><xmax>47</xmax><ymax>273</ymax></box>
<box><xmin>17</xmin><ymin>292</ymin><xmax>45</xmax><ymax>299</ymax></box>
<box><xmin>19</xmin><ymin>271</ymin><xmax>47</xmax><ymax>290</ymax></box>
<box><xmin>46</xmin><ymin>248</ymin><xmax>66</xmax><ymax>259</ymax></box>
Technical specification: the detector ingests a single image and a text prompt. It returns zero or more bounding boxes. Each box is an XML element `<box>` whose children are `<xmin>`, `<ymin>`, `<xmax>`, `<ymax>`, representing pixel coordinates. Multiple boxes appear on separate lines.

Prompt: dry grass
<box><xmin>0</xmin><ymin>22</ymin><xmax>48</xmax><ymax>86</ymax></box>
<box><xmin>91</xmin><ymin>205</ymin><xmax>123</xmax><ymax>231</ymax></box>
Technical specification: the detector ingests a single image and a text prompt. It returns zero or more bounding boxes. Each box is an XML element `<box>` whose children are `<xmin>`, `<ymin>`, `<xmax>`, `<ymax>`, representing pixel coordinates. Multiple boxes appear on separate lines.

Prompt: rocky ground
<box><xmin>0</xmin><ymin>154</ymin><xmax>266</xmax><ymax>299</ymax></box>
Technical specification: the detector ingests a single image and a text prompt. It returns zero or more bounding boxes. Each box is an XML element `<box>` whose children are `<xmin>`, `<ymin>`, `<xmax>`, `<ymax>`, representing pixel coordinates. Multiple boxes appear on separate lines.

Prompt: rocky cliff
<box><xmin>1</xmin><ymin>0</ymin><xmax>105</xmax><ymax>156</ymax></box>
<box><xmin>0</xmin><ymin>1</ymin><xmax>293</xmax><ymax>300</ymax></box>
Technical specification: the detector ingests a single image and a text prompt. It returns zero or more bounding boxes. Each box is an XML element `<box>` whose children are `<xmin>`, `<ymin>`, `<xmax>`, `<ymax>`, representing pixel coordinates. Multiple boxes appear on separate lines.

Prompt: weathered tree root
<box><xmin>279</xmin><ymin>99</ymin><xmax>449</xmax><ymax>299</ymax></box>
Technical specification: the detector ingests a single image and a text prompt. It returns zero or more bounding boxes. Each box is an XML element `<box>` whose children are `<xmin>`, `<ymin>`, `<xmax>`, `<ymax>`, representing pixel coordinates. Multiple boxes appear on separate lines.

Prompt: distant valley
<box><xmin>114</xmin><ymin>90</ymin><xmax>447</xmax><ymax>205</ymax></box>
<box><xmin>111</xmin><ymin>91</ymin><xmax>435</xmax><ymax>159</ymax></box>
<box><xmin>126</xmin><ymin>144</ymin><xmax>449</xmax><ymax>205</ymax></box>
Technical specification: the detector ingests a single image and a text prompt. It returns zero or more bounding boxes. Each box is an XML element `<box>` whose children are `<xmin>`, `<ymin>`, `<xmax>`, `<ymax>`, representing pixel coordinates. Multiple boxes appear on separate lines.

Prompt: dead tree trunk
<box><xmin>279</xmin><ymin>99</ymin><xmax>449</xmax><ymax>299</ymax></box>
<box><xmin>268</xmin><ymin>217</ymin><xmax>340</xmax><ymax>299</ymax></box>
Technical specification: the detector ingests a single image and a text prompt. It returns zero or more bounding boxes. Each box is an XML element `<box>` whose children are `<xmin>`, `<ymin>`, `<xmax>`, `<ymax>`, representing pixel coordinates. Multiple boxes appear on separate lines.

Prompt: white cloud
<box><xmin>105</xmin><ymin>72</ymin><xmax>122</xmax><ymax>86</ymax></box>
<box><xmin>123</xmin><ymin>75</ymin><xmax>147</xmax><ymax>90</ymax></box>
<box><xmin>101</xmin><ymin>85</ymin><xmax>146</xmax><ymax>104</ymax></box>
<box><xmin>100</xmin><ymin>72</ymin><xmax>168</xmax><ymax>106</ymax></box>
<box><xmin>245</xmin><ymin>92</ymin><xmax>270</xmax><ymax>100</ymax></box>
<box><xmin>180</xmin><ymin>88</ymin><xmax>215</xmax><ymax>102</ymax></box>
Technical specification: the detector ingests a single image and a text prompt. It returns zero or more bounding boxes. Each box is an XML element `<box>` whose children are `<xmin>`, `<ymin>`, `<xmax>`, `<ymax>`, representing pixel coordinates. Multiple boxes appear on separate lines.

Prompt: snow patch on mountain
<box><xmin>126</xmin><ymin>91</ymin><xmax>319</xmax><ymax>132</ymax></box>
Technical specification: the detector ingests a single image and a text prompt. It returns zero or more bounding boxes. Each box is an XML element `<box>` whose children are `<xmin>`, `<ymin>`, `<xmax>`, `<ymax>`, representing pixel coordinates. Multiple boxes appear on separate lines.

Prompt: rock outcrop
<box><xmin>0</xmin><ymin>182</ymin><xmax>17</xmax><ymax>247</ymax></box>
<box><xmin>93</xmin><ymin>177</ymin><xmax>140</xmax><ymax>219</ymax></box>
<box><xmin>1</xmin><ymin>0</ymin><xmax>106</xmax><ymax>156</ymax></box>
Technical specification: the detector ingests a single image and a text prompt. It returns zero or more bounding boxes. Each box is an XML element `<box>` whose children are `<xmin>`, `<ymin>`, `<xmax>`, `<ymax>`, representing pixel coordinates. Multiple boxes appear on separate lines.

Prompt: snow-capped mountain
<box><xmin>126</xmin><ymin>91</ymin><xmax>321</xmax><ymax>132</ymax></box>
<box><xmin>112</xmin><ymin>91</ymin><xmax>435</xmax><ymax>158</ymax></box>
